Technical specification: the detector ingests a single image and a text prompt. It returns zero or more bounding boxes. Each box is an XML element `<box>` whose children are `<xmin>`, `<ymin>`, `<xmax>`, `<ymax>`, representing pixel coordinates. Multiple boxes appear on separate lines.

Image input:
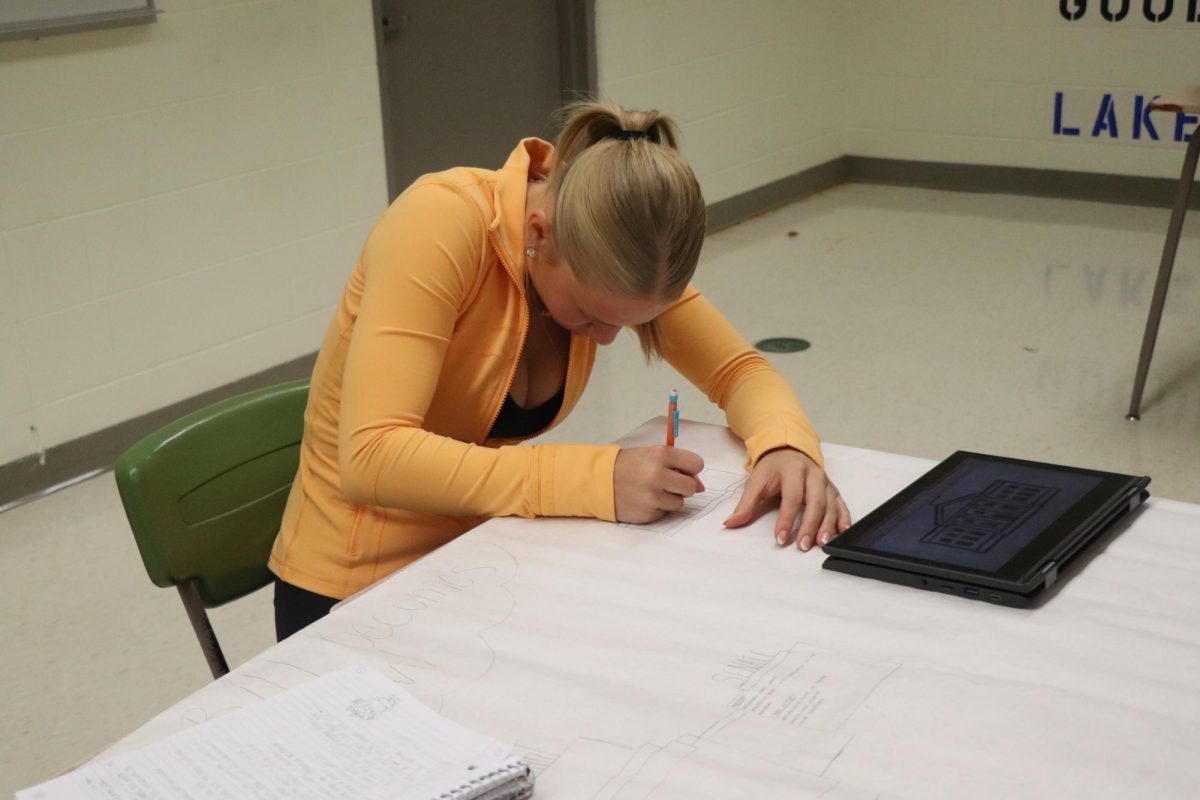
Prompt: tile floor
<box><xmin>2</xmin><ymin>183</ymin><xmax>1198</xmax><ymax>795</ymax></box>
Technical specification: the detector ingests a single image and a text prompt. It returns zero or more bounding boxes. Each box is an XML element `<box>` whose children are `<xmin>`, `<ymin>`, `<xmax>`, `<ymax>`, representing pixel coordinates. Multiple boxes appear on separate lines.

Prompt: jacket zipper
<box><xmin>485</xmin><ymin>230</ymin><xmax>530</xmax><ymax>436</ymax></box>
<box><xmin>484</xmin><ymin>230</ymin><xmax>575</xmax><ymax>440</ymax></box>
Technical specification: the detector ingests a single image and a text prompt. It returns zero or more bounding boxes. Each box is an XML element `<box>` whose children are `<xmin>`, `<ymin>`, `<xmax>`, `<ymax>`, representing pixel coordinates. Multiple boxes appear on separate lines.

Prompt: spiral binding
<box><xmin>438</xmin><ymin>760</ymin><xmax>534</xmax><ymax>800</ymax></box>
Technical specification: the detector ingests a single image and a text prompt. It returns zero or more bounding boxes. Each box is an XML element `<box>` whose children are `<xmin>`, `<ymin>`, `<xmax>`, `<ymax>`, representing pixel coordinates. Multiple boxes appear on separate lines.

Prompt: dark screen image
<box><xmin>853</xmin><ymin>456</ymin><xmax>1103</xmax><ymax>573</ymax></box>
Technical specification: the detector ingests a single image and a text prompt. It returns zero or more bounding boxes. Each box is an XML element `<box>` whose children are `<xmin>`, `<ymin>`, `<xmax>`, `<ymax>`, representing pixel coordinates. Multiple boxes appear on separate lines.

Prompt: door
<box><xmin>374</xmin><ymin>0</ymin><xmax>594</xmax><ymax>200</ymax></box>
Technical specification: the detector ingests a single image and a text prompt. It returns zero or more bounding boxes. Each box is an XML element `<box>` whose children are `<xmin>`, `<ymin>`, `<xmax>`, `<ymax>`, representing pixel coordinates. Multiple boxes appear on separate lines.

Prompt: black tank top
<box><xmin>487</xmin><ymin>386</ymin><xmax>565</xmax><ymax>439</ymax></box>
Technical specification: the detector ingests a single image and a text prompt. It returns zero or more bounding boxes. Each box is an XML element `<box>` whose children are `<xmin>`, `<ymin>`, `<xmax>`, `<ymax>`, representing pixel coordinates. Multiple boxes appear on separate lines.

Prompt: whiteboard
<box><xmin>0</xmin><ymin>1</ymin><xmax>158</xmax><ymax>42</ymax></box>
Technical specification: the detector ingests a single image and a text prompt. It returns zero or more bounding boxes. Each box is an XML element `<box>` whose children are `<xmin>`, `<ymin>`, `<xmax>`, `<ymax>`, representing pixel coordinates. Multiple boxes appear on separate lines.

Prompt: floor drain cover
<box><xmin>755</xmin><ymin>337</ymin><xmax>810</xmax><ymax>353</ymax></box>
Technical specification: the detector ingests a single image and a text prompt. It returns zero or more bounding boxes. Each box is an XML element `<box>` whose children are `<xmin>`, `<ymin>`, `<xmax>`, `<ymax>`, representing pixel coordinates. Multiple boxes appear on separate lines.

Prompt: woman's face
<box><xmin>525</xmin><ymin>185</ymin><xmax>673</xmax><ymax>344</ymax></box>
<box><xmin>532</xmin><ymin>254</ymin><xmax>672</xmax><ymax>345</ymax></box>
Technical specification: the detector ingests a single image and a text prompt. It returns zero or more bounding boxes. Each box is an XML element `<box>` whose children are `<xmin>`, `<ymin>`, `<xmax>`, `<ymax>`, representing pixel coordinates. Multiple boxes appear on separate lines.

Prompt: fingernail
<box><xmin>799</xmin><ymin>537</ymin><xmax>812</xmax><ymax>551</ymax></box>
<box><xmin>775</xmin><ymin>530</ymin><xmax>786</xmax><ymax>545</ymax></box>
<box><xmin>818</xmin><ymin>532</ymin><xmax>830</xmax><ymax>545</ymax></box>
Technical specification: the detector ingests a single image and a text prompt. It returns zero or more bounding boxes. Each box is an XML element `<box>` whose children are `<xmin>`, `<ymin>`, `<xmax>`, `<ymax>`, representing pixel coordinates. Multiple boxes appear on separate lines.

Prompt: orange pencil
<box><xmin>667</xmin><ymin>389</ymin><xmax>678</xmax><ymax>447</ymax></box>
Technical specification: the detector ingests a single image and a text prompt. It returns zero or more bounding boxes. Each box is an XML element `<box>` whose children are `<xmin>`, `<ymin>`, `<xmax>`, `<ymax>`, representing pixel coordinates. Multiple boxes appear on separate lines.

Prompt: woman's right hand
<box><xmin>613</xmin><ymin>446</ymin><xmax>705</xmax><ymax>523</ymax></box>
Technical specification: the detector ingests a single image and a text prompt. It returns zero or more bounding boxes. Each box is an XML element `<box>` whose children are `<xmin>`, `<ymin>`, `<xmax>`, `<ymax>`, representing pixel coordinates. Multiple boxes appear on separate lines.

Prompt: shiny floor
<box><xmin>3</xmin><ymin>183</ymin><xmax>1198</xmax><ymax>795</ymax></box>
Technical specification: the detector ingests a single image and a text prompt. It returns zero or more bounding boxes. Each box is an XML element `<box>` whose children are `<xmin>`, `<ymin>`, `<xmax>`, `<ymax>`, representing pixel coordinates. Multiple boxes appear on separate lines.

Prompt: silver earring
<box><xmin>525</xmin><ymin>246</ymin><xmax>536</xmax><ymax>259</ymax></box>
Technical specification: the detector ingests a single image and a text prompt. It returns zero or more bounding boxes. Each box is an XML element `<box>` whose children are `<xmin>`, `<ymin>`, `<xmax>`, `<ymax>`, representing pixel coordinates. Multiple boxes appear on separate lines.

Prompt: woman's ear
<box><xmin>526</xmin><ymin>209</ymin><xmax>551</xmax><ymax>249</ymax></box>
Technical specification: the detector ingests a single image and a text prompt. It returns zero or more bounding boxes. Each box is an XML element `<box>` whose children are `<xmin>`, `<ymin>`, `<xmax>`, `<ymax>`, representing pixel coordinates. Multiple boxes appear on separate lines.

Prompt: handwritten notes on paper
<box><xmin>19</xmin><ymin>668</ymin><xmax>527</xmax><ymax>800</ymax></box>
<box><xmin>718</xmin><ymin>643</ymin><xmax>899</xmax><ymax>731</ymax></box>
<box><xmin>620</xmin><ymin>467</ymin><xmax>747</xmax><ymax>537</ymax></box>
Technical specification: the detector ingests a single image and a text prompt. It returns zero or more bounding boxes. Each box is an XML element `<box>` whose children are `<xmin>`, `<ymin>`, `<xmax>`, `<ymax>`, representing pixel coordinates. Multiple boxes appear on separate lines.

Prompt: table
<box><xmin>103</xmin><ymin>420</ymin><xmax>1200</xmax><ymax>798</ymax></box>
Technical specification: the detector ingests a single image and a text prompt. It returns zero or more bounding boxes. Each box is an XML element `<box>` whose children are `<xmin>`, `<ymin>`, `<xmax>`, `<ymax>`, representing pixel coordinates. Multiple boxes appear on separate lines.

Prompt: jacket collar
<box><xmin>491</xmin><ymin>137</ymin><xmax>555</xmax><ymax>284</ymax></box>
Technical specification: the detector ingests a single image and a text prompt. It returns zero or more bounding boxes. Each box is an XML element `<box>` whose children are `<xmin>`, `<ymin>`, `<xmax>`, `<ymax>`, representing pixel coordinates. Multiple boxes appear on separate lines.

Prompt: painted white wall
<box><xmin>3</xmin><ymin>0</ymin><xmax>1197</xmax><ymax>467</ymax></box>
<box><xmin>597</xmin><ymin>0</ymin><xmax>1198</xmax><ymax>201</ymax></box>
<box><xmin>842</xmin><ymin>0</ymin><xmax>1199</xmax><ymax>177</ymax></box>
<box><xmin>0</xmin><ymin>0</ymin><xmax>387</xmax><ymax>465</ymax></box>
<box><xmin>596</xmin><ymin>0</ymin><xmax>846</xmax><ymax>204</ymax></box>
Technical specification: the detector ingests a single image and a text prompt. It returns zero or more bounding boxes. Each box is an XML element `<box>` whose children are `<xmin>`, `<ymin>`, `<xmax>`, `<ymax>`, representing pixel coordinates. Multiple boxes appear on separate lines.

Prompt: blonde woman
<box><xmin>269</xmin><ymin>102</ymin><xmax>852</xmax><ymax>640</ymax></box>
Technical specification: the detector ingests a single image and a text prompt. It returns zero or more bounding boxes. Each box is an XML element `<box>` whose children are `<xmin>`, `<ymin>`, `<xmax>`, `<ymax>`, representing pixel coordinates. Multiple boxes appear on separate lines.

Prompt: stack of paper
<box><xmin>18</xmin><ymin>667</ymin><xmax>533</xmax><ymax>800</ymax></box>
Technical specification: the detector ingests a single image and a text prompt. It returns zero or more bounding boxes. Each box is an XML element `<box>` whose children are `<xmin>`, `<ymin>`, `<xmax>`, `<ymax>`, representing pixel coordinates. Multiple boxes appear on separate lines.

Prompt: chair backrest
<box><xmin>115</xmin><ymin>380</ymin><xmax>309</xmax><ymax>608</ymax></box>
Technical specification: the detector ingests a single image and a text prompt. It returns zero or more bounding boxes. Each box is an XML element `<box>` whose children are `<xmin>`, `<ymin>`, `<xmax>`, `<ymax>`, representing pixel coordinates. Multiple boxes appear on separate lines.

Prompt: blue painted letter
<box><xmin>1054</xmin><ymin>92</ymin><xmax>1081</xmax><ymax>136</ymax></box>
<box><xmin>1176</xmin><ymin>111</ymin><xmax>1199</xmax><ymax>142</ymax></box>
<box><xmin>1133</xmin><ymin>95</ymin><xmax>1160</xmax><ymax>140</ymax></box>
<box><xmin>1091</xmin><ymin>94</ymin><xmax>1118</xmax><ymax>137</ymax></box>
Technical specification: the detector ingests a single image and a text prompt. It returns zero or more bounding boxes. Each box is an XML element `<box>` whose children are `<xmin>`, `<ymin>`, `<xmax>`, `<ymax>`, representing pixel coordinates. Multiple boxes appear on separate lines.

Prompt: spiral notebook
<box><xmin>17</xmin><ymin>667</ymin><xmax>534</xmax><ymax>800</ymax></box>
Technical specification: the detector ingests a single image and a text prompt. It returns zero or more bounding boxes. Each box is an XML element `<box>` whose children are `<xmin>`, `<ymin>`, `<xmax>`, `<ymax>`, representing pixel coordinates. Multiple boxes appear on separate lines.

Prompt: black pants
<box><xmin>273</xmin><ymin>578</ymin><xmax>339</xmax><ymax>642</ymax></box>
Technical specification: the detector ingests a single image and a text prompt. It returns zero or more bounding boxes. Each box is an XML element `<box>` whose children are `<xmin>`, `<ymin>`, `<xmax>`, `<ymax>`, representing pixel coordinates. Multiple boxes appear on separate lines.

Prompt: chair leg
<box><xmin>177</xmin><ymin>581</ymin><xmax>229</xmax><ymax>679</ymax></box>
<box><xmin>1127</xmin><ymin>130</ymin><xmax>1200</xmax><ymax>420</ymax></box>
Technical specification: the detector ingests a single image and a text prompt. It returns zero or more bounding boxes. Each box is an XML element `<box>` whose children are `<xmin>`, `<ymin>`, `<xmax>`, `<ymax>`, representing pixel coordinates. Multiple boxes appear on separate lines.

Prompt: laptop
<box><xmin>821</xmin><ymin>451</ymin><xmax>1150</xmax><ymax>607</ymax></box>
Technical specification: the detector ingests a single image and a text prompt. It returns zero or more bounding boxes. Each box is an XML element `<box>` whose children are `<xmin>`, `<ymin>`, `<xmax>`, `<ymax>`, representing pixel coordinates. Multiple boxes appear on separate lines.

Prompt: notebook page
<box><xmin>18</xmin><ymin>667</ymin><xmax>521</xmax><ymax>800</ymax></box>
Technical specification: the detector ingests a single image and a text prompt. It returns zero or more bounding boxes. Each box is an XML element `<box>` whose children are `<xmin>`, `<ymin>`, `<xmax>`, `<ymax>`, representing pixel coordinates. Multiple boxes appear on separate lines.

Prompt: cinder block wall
<box><xmin>2</xmin><ymin>0</ymin><xmax>1196</xmax><ymax>469</ymax></box>
<box><xmin>0</xmin><ymin>0</ymin><xmax>388</xmax><ymax>466</ymax></box>
<box><xmin>841</xmin><ymin>0</ymin><xmax>1198</xmax><ymax>176</ymax></box>
<box><xmin>599</xmin><ymin>0</ymin><xmax>1198</xmax><ymax>193</ymax></box>
<box><xmin>597</xmin><ymin>0</ymin><xmax>846</xmax><ymax>203</ymax></box>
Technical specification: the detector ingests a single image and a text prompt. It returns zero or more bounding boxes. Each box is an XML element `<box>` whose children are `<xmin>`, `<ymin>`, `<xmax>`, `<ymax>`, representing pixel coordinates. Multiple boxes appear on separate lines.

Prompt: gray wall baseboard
<box><xmin>3</xmin><ymin>154</ymin><xmax>1194</xmax><ymax>511</ymax></box>
<box><xmin>707</xmin><ymin>158</ymin><xmax>847</xmax><ymax>232</ymax></box>
<box><xmin>844</xmin><ymin>155</ymin><xmax>1200</xmax><ymax>210</ymax></box>
<box><xmin>0</xmin><ymin>353</ymin><xmax>317</xmax><ymax>512</ymax></box>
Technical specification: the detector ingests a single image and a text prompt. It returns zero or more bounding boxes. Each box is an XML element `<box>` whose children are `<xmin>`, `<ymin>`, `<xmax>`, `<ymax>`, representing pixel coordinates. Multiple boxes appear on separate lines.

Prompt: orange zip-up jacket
<box><xmin>269</xmin><ymin>139</ymin><xmax>824</xmax><ymax>599</ymax></box>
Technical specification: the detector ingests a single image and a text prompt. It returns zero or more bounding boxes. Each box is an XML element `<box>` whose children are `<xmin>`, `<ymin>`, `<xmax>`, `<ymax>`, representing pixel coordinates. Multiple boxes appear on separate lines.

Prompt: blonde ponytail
<box><xmin>548</xmin><ymin>101</ymin><xmax>706</xmax><ymax>360</ymax></box>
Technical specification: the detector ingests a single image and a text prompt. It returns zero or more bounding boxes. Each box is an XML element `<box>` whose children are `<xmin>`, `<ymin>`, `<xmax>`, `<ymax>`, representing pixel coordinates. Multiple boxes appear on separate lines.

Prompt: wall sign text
<box><xmin>1060</xmin><ymin>0</ymin><xmax>1200</xmax><ymax>21</ymax></box>
<box><xmin>1053</xmin><ymin>91</ymin><xmax>1198</xmax><ymax>142</ymax></box>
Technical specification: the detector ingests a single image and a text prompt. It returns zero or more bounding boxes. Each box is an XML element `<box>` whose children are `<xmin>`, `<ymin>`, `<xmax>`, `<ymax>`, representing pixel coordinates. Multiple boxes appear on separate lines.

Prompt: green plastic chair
<box><xmin>114</xmin><ymin>380</ymin><xmax>309</xmax><ymax>679</ymax></box>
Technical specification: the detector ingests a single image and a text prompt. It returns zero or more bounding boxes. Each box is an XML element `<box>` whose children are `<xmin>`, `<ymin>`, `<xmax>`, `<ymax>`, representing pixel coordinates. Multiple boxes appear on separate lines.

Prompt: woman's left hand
<box><xmin>723</xmin><ymin>447</ymin><xmax>852</xmax><ymax>551</ymax></box>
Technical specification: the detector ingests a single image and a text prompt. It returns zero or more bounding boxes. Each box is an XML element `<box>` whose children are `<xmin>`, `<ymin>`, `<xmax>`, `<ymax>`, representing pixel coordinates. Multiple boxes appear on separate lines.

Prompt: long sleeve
<box><xmin>336</xmin><ymin>182</ymin><xmax>618</xmax><ymax>521</ymax></box>
<box><xmin>657</xmin><ymin>286</ymin><xmax>824</xmax><ymax>470</ymax></box>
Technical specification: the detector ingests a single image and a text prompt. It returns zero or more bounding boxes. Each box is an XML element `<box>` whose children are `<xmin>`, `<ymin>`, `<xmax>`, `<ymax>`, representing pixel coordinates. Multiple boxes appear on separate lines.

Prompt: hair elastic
<box><xmin>611</xmin><ymin>129</ymin><xmax>650</xmax><ymax>141</ymax></box>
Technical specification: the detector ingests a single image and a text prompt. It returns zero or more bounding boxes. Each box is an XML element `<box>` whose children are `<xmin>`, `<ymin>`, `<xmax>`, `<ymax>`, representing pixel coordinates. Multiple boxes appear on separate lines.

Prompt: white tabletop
<box><xmin>105</xmin><ymin>420</ymin><xmax>1200</xmax><ymax>799</ymax></box>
